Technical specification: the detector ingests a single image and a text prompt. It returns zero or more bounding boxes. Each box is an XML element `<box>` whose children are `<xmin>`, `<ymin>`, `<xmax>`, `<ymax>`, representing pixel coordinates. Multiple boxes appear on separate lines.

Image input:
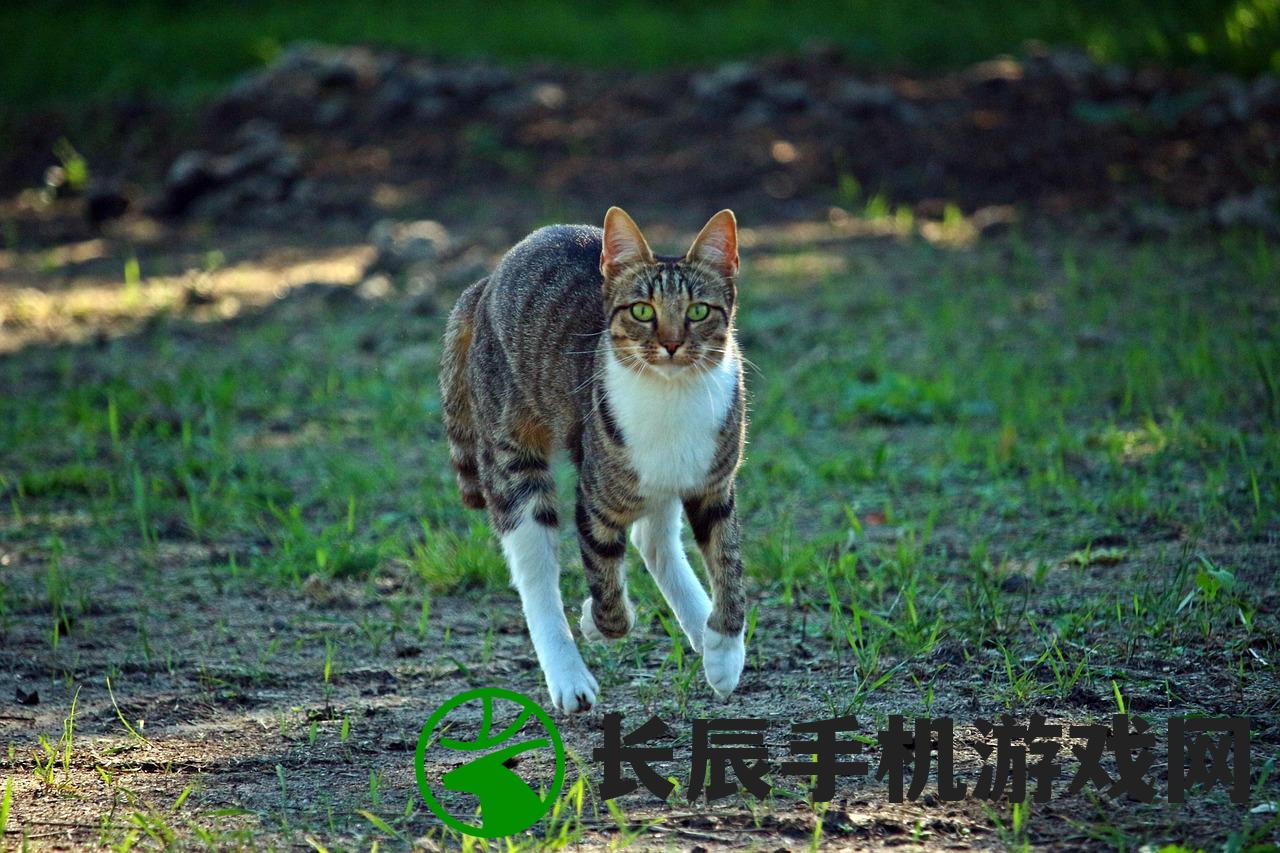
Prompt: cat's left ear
<box><xmin>685</xmin><ymin>209</ymin><xmax>739</xmax><ymax>280</ymax></box>
<box><xmin>601</xmin><ymin>206</ymin><xmax>655</xmax><ymax>279</ymax></box>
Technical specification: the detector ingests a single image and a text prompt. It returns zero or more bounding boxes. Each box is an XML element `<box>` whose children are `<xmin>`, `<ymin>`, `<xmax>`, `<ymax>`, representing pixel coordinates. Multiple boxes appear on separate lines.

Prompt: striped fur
<box><xmin>439</xmin><ymin>208</ymin><xmax>749</xmax><ymax>712</ymax></box>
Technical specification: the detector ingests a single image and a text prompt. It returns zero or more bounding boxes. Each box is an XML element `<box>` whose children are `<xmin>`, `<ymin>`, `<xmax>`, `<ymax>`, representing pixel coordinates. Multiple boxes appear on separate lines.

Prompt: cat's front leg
<box><xmin>631</xmin><ymin>498</ymin><xmax>713</xmax><ymax>653</ymax></box>
<box><xmin>684</xmin><ymin>487</ymin><xmax>747</xmax><ymax>700</ymax></box>
<box><xmin>574</xmin><ymin>482</ymin><xmax>637</xmax><ymax>643</ymax></box>
<box><xmin>499</xmin><ymin>503</ymin><xmax>598</xmax><ymax>715</ymax></box>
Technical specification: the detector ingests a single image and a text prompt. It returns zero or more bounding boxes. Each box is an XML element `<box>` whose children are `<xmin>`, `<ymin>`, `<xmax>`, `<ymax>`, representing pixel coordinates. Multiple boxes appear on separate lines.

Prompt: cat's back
<box><xmin>484</xmin><ymin>224</ymin><xmax>604</xmax><ymax>332</ymax></box>
<box><xmin>467</xmin><ymin>224</ymin><xmax>606</xmax><ymax>410</ymax></box>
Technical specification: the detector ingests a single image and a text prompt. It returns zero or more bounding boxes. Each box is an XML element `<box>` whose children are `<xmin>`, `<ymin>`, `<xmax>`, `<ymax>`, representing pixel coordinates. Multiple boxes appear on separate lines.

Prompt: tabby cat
<box><xmin>440</xmin><ymin>207</ymin><xmax>747</xmax><ymax>713</ymax></box>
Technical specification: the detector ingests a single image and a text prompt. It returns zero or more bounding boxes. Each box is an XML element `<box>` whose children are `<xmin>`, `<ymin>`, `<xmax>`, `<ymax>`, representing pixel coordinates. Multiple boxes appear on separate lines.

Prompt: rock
<box><xmin>764</xmin><ymin>80</ymin><xmax>811</xmax><ymax>112</ymax></box>
<box><xmin>316</xmin><ymin>55</ymin><xmax>359</xmax><ymax>89</ymax></box>
<box><xmin>1250</xmin><ymin>74</ymin><xmax>1280</xmax><ymax>111</ymax></box>
<box><xmin>404</xmin><ymin>66</ymin><xmax>447</xmax><ymax>96</ymax></box>
<box><xmin>85</xmin><ymin>182</ymin><xmax>129</xmax><ymax>224</ymax></box>
<box><xmin>1026</xmin><ymin>47</ymin><xmax>1098</xmax><ymax>92</ymax></box>
<box><xmin>1098</xmin><ymin>63</ymin><xmax>1132</xmax><ymax>93</ymax></box>
<box><xmin>234</xmin><ymin>119</ymin><xmax>285</xmax><ymax>154</ymax></box>
<box><xmin>372</xmin><ymin>77</ymin><xmax>416</xmax><ymax>121</ymax></box>
<box><xmin>162</xmin><ymin>151</ymin><xmax>217</xmax><ymax>214</ymax></box>
<box><xmin>692</xmin><ymin>61</ymin><xmax>761</xmax><ymax>111</ymax></box>
<box><xmin>1000</xmin><ymin>574</ymin><xmax>1028</xmax><ymax>593</ymax></box>
<box><xmin>894</xmin><ymin>101</ymin><xmax>927</xmax><ymax>126</ymax></box>
<box><xmin>1214</xmin><ymin>189</ymin><xmax>1279</xmax><ymax>232</ymax></box>
<box><xmin>966</xmin><ymin>58</ymin><xmax>1023</xmax><ymax>85</ymax></box>
<box><xmin>314</xmin><ymin>97</ymin><xmax>350</xmax><ymax>127</ymax></box>
<box><xmin>443</xmin><ymin>65</ymin><xmax>514</xmax><ymax>105</ymax></box>
<box><xmin>734</xmin><ymin>100</ymin><xmax>777</xmax><ymax>129</ymax></box>
<box><xmin>1128</xmin><ymin>205</ymin><xmax>1183</xmax><ymax>238</ymax></box>
<box><xmin>1212</xmin><ymin>75</ymin><xmax>1253</xmax><ymax>122</ymax></box>
<box><xmin>530</xmin><ymin>82</ymin><xmax>566</xmax><ymax>110</ymax></box>
<box><xmin>160</xmin><ymin>120</ymin><xmax>300</xmax><ymax>219</ymax></box>
<box><xmin>413</xmin><ymin>96</ymin><xmax>451</xmax><ymax>121</ymax></box>
<box><xmin>357</xmin><ymin>274</ymin><xmax>393</xmax><ymax>300</ymax></box>
<box><xmin>263</xmin><ymin>150</ymin><xmax>300</xmax><ymax>181</ymax></box>
<box><xmin>216</xmin><ymin>125</ymin><xmax>285</xmax><ymax>180</ymax></box>
<box><xmin>369</xmin><ymin>219</ymin><xmax>452</xmax><ymax>273</ymax></box>
<box><xmin>488</xmin><ymin>81</ymin><xmax>567</xmax><ymax>123</ymax></box>
<box><xmin>835</xmin><ymin>80</ymin><xmax>897</xmax><ymax>112</ymax></box>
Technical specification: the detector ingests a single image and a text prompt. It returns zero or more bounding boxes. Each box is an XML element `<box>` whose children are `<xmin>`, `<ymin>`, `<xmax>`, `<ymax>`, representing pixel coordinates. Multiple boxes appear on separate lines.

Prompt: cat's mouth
<box><xmin>636</xmin><ymin>349</ymin><xmax>718</xmax><ymax>380</ymax></box>
<box><xmin>611</xmin><ymin>342</ymin><xmax>721</xmax><ymax>381</ymax></box>
<box><xmin>645</xmin><ymin>359</ymin><xmax>688</xmax><ymax>378</ymax></box>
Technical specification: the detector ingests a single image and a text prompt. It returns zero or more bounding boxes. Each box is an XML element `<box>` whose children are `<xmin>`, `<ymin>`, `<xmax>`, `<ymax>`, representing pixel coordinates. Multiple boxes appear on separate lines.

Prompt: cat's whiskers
<box><xmin>695</xmin><ymin>361</ymin><xmax>718</xmax><ymax>412</ymax></box>
<box><xmin>573</xmin><ymin>344</ymin><xmax>646</xmax><ymax>398</ymax></box>
<box><xmin>583</xmin><ymin>350</ymin><xmax>648</xmax><ymax>425</ymax></box>
<box><xmin>702</xmin><ymin>342</ymin><xmax>762</xmax><ymax>379</ymax></box>
<box><xmin>572</xmin><ymin>358</ymin><xmax>614</xmax><ymax>395</ymax></box>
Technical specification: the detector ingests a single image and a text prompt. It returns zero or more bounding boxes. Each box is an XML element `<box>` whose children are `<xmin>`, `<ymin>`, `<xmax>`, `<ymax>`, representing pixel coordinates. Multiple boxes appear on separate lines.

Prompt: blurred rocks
<box><xmin>159</xmin><ymin>120</ymin><xmax>300</xmax><ymax>218</ymax></box>
<box><xmin>360</xmin><ymin>218</ymin><xmax>459</xmax><ymax>305</ymax></box>
<box><xmin>85</xmin><ymin>182</ymin><xmax>129</xmax><ymax>224</ymax></box>
<box><xmin>213</xmin><ymin>45</ymin><xmax>515</xmax><ymax>132</ymax></box>
<box><xmin>834</xmin><ymin>80</ymin><xmax>897</xmax><ymax>112</ymax></box>
<box><xmin>1214</xmin><ymin>188</ymin><xmax>1279</xmax><ymax>233</ymax></box>
<box><xmin>692</xmin><ymin>61</ymin><xmax>762</xmax><ymax>109</ymax></box>
<box><xmin>133</xmin><ymin>43</ymin><xmax>1276</xmax><ymax>229</ymax></box>
<box><xmin>368</xmin><ymin>218</ymin><xmax>452</xmax><ymax>273</ymax></box>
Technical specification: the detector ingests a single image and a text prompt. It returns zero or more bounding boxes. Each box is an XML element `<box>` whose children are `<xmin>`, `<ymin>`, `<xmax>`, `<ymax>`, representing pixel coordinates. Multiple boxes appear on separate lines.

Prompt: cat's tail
<box><xmin>440</xmin><ymin>276</ymin><xmax>489</xmax><ymax>510</ymax></box>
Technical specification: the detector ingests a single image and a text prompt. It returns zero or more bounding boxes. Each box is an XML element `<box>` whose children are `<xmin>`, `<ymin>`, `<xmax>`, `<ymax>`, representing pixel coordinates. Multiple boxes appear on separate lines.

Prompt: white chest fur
<box><xmin>603</xmin><ymin>345</ymin><xmax>740</xmax><ymax>497</ymax></box>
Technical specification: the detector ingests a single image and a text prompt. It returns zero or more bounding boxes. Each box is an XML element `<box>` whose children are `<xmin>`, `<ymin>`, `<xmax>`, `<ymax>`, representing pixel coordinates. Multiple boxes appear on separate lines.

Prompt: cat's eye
<box><xmin>630</xmin><ymin>303</ymin><xmax>655</xmax><ymax>322</ymax></box>
<box><xmin>686</xmin><ymin>303</ymin><xmax>710</xmax><ymax>322</ymax></box>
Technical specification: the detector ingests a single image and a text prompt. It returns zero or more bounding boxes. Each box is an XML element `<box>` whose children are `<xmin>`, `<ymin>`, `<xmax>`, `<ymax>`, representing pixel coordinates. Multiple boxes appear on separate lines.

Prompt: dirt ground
<box><xmin>1</xmin><ymin>45</ymin><xmax>1278</xmax><ymax>851</ymax></box>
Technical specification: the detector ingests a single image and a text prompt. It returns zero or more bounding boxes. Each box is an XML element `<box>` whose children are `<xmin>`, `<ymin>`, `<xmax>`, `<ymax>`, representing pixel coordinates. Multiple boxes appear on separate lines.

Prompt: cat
<box><xmin>440</xmin><ymin>207</ymin><xmax>747</xmax><ymax>713</ymax></box>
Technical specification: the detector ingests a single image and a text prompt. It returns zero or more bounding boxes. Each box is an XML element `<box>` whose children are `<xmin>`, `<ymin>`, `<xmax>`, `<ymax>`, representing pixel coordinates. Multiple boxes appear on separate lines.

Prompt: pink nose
<box><xmin>661</xmin><ymin>341</ymin><xmax>681</xmax><ymax>356</ymax></box>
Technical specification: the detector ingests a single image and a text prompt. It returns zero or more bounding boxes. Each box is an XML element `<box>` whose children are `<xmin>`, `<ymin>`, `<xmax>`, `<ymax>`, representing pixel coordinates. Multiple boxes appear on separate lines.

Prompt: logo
<box><xmin>415</xmin><ymin>687</ymin><xmax>565</xmax><ymax>838</ymax></box>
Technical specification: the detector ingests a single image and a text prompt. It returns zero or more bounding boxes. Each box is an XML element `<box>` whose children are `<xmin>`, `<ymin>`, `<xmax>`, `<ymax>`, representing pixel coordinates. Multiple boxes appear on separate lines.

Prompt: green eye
<box><xmin>686</xmin><ymin>303</ymin><xmax>710</xmax><ymax>322</ymax></box>
<box><xmin>630</xmin><ymin>303</ymin><xmax>655</xmax><ymax>322</ymax></box>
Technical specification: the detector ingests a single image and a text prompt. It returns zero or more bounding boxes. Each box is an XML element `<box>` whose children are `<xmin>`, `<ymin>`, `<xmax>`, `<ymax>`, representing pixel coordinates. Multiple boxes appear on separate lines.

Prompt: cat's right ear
<box><xmin>600</xmin><ymin>207</ymin><xmax>655</xmax><ymax>279</ymax></box>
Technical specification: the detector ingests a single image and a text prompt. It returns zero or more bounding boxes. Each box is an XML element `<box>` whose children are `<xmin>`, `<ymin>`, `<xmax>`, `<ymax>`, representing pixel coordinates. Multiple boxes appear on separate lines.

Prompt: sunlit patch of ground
<box><xmin>0</xmin><ymin>232</ymin><xmax>373</xmax><ymax>354</ymax></box>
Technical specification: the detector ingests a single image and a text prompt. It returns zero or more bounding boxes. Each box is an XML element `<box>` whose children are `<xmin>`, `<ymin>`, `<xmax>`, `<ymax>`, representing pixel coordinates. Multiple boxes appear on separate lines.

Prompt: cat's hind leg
<box><xmin>630</xmin><ymin>498</ymin><xmax>712</xmax><ymax>653</ymax></box>
<box><xmin>440</xmin><ymin>277</ymin><xmax>489</xmax><ymax>509</ymax></box>
<box><xmin>485</xmin><ymin>436</ymin><xmax>597</xmax><ymax>714</ymax></box>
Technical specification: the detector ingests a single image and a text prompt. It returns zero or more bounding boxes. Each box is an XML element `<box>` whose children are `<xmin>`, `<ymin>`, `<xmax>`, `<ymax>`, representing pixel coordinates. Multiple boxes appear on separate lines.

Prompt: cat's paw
<box><xmin>579</xmin><ymin>597</ymin><xmax>606</xmax><ymax>643</ymax></box>
<box><xmin>579</xmin><ymin>596</ymin><xmax>634</xmax><ymax>642</ymax></box>
<box><xmin>542</xmin><ymin>646</ymin><xmax>599</xmax><ymax>714</ymax></box>
<box><xmin>702</xmin><ymin>626</ymin><xmax>746</xmax><ymax>700</ymax></box>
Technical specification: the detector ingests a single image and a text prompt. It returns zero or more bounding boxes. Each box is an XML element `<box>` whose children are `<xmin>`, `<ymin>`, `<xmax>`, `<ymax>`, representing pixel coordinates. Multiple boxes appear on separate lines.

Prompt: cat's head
<box><xmin>599</xmin><ymin>207</ymin><xmax>739</xmax><ymax>378</ymax></box>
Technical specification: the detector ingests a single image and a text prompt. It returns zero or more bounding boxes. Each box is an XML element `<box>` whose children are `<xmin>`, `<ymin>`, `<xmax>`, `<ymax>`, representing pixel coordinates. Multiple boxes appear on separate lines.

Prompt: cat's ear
<box><xmin>600</xmin><ymin>206</ymin><xmax>655</xmax><ymax>278</ymax></box>
<box><xmin>685</xmin><ymin>209</ymin><xmax>739</xmax><ymax>279</ymax></box>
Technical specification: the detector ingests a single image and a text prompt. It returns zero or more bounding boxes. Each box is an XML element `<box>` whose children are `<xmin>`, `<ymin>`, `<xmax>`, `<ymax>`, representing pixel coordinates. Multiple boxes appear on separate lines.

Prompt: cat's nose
<box><xmin>661</xmin><ymin>341</ymin><xmax>681</xmax><ymax>356</ymax></box>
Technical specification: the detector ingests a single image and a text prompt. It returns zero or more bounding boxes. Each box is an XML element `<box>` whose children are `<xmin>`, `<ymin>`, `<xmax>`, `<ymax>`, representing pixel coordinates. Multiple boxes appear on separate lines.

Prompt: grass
<box><xmin>0</xmin><ymin>213</ymin><xmax>1277</xmax><ymax>846</ymax></box>
<box><xmin>1</xmin><ymin>0</ymin><xmax>1278</xmax><ymax>122</ymax></box>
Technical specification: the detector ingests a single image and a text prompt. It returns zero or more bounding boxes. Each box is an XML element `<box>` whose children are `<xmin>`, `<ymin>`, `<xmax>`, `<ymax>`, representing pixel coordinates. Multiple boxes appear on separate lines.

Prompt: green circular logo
<box><xmin>415</xmin><ymin>687</ymin><xmax>565</xmax><ymax>838</ymax></box>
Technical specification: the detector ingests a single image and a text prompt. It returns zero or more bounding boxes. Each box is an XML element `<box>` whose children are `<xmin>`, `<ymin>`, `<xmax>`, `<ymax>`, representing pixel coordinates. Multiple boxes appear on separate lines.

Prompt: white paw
<box><xmin>578</xmin><ymin>596</ymin><xmax>634</xmax><ymax>643</ymax></box>
<box><xmin>579</xmin><ymin>597</ymin><xmax>606</xmax><ymax>643</ymax></box>
<box><xmin>702</xmin><ymin>626</ymin><xmax>745</xmax><ymax>700</ymax></box>
<box><xmin>542</xmin><ymin>646</ymin><xmax>599</xmax><ymax>714</ymax></box>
